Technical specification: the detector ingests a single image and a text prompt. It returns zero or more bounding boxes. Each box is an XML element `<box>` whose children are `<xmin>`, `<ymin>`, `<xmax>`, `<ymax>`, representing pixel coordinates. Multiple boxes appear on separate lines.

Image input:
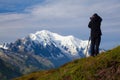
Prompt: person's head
<box><xmin>93</xmin><ymin>13</ymin><xmax>98</xmax><ymax>17</ymax></box>
<box><xmin>90</xmin><ymin>13</ymin><xmax>99</xmax><ymax>20</ymax></box>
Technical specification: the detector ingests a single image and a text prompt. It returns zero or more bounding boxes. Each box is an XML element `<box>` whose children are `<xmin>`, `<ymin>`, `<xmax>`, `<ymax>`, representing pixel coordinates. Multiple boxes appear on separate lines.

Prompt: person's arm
<box><xmin>98</xmin><ymin>16</ymin><xmax>102</xmax><ymax>22</ymax></box>
<box><xmin>88</xmin><ymin>21</ymin><xmax>92</xmax><ymax>28</ymax></box>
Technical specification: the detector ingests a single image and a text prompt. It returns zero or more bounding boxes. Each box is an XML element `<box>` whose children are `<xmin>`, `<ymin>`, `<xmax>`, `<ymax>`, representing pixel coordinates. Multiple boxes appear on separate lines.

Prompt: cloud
<box><xmin>0</xmin><ymin>13</ymin><xmax>26</xmax><ymax>22</ymax></box>
<box><xmin>0</xmin><ymin>0</ymin><xmax>119</xmax><ymax>29</ymax></box>
<box><xmin>26</xmin><ymin>0</ymin><xmax>83</xmax><ymax>19</ymax></box>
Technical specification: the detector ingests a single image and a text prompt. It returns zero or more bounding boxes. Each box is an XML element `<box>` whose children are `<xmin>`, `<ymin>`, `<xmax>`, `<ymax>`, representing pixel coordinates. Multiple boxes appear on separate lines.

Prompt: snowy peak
<box><xmin>29</xmin><ymin>30</ymin><xmax>54</xmax><ymax>42</ymax></box>
<box><xmin>29</xmin><ymin>30</ymin><xmax>87</xmax><ymax>47</ymax></box>
<box><xmin>27</xmin><ymin>30</ymin><xmax>89</xmax><ymax>57</ymax></box>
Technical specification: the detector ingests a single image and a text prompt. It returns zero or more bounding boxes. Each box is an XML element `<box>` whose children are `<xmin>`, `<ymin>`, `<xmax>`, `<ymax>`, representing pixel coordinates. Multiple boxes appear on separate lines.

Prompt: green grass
<box><xmin>13</xmin><ymin>46</ymin><xmax>120</xmax><ymax>80</ymax></box>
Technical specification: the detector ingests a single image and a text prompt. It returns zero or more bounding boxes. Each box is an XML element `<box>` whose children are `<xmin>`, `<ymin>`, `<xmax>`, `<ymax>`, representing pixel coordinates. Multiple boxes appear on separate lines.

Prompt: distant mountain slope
<box><xmin>0</xmin><ymin>58</ymin><xmax>21</xmax><ymax>80</ymax></box>
<box><xmin>14</xmin><ymin>46</ymin><xmax>120</xmax><ymax>80</ymax></box>
<box><xmin>0</xmin><ymin>50</ymin><xmax>54</xmax><ymax>80</ymax></box>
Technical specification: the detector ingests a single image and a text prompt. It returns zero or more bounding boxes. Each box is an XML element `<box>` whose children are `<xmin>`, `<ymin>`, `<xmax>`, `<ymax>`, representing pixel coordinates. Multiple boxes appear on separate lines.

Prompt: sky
<box><xmin>0</xmin><ymin>0</ymin><xmax>120</xmax><ymax>50</ymax></box>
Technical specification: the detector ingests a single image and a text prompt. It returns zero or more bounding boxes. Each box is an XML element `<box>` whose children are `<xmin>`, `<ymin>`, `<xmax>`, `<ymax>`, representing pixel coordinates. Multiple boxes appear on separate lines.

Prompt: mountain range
<box><xmin>0</xmin><ymin>30</ymin><xmax>92</xmax><ymax>79</ymax></box>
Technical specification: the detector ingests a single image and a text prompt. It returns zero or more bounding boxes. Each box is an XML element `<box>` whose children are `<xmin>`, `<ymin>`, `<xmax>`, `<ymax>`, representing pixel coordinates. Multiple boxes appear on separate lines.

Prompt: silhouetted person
<box><xmin>88</xmin><ymin>13</ymin><xmax>102</xmax><ymax>56</ymax></box>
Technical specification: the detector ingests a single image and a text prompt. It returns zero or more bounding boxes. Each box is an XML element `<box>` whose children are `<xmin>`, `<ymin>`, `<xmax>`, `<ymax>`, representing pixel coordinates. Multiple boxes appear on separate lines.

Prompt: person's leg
<box><xmin>95</xmin><ymin>36</ymin><xmax>101</xmax><ymax>56</ymax></box>
<box><xmin>91</xmin><ymin>37</ymin><xmax>95</xmax><ymax>56</ymax></box>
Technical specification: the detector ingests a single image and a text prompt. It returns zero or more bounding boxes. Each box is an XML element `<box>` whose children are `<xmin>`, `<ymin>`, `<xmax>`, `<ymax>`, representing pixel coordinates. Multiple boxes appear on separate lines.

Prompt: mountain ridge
<box><xmin>1</xmin><ymin>30</ymin><xmax>89</xmax><ymax>58</ymax></box>
<box><xmin>26</xmin><ymin>30</ymin><xmax>89</xmax><ymax>57</ymax></box>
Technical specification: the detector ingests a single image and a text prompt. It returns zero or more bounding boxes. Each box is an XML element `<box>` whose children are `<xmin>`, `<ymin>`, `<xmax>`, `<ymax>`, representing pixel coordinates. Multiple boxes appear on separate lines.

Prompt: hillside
<box><xmin>0</xmin><ymin>49</ymin><xmax>54</xmax><ymax>80</ymax></box>
<box><xmin>0</xmin><ymin>58</ymin><xmax>21</xmax><ymax>80</ymax></box>
<box><xmin>13</xmin><ymin>46</ymin><xmax>120</xmax><ymax>80</ymax></box>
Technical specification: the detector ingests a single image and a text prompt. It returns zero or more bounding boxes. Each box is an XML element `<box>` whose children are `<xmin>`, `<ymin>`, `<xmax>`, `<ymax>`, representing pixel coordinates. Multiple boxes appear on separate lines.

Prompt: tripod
<box><xmin>85</xmin><ymin>37</ymin><xmax>91</xmax><ymax>56</ymax></box>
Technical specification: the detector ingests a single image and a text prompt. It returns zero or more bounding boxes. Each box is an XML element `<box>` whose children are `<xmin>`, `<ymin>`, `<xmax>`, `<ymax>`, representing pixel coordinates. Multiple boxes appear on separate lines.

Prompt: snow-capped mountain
<box><xmin>9</xmin><ymin>30</ymin><xmax>89</xmax><ymax>58</ymax></box>
<box><xmin>1</xmin><ymin>30</ymin><xmax>90</xmax><ymax>68</ymax></box>
<box><xmin>28</xmin><ymin>30</ymin><xmax>89</xmax><ymax>57</ymax></box>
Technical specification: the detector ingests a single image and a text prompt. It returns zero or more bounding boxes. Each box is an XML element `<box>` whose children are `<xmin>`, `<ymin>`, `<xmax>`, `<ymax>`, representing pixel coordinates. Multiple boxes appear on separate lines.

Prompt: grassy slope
<box><xmin>14</xmin><ymin>46</ymin><xmax>120</xmax><ymax>80</ymax></box>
